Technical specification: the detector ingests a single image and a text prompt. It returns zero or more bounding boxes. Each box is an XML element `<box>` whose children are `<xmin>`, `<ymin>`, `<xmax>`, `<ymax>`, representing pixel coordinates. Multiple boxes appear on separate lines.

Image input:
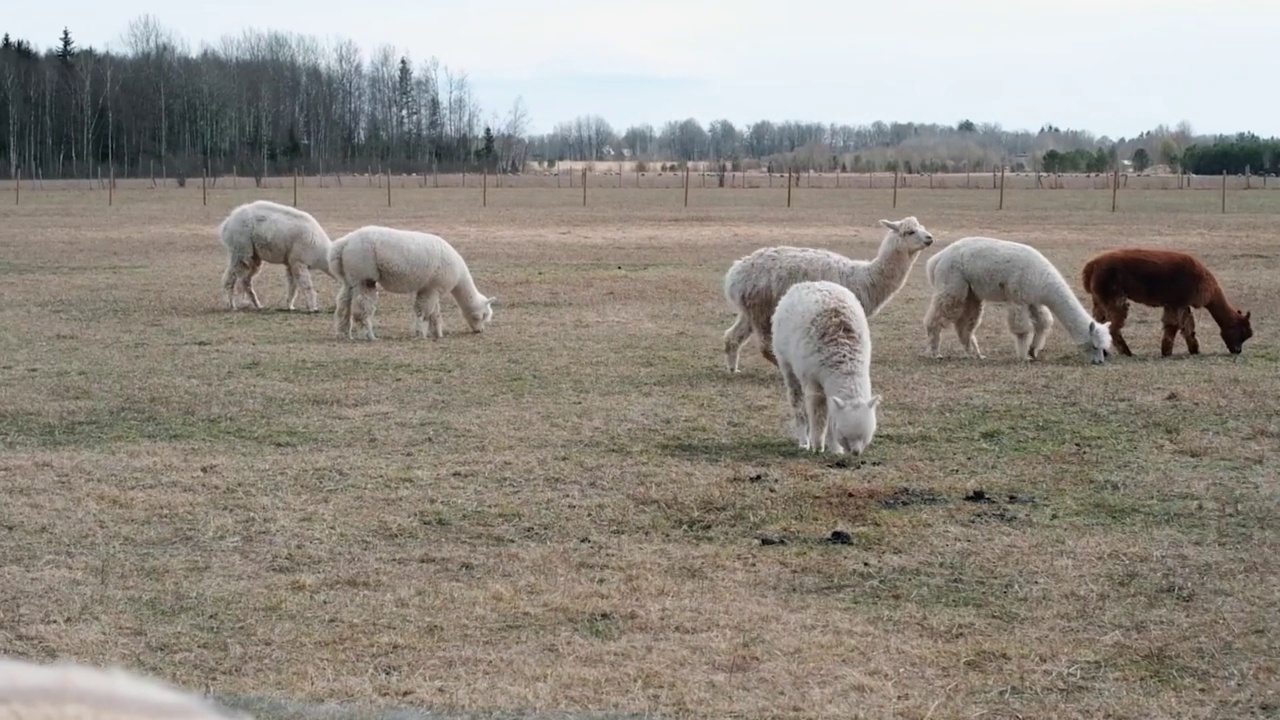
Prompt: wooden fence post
<box><xmin>1111</xmin><ymin>167</ymin><xmax>1119</xmax><ymax>212</ymax></box>
<box><xmin>786</xmin><ymin>169</ymin><xmax>793</xmax><ymax>208</ymax></box>
<box><xmin>109</xmin><ymin>165</ymin><xmax>114</xmax><ymax>207</ymax></box>
<box><xmin>582</xmin><ymin>167</ymin><xmax>587</xmax><ymax>206</ymax></box>
<box><xmin>387</xmin><ymin>169</ymin><xmax>392</xmax><ymax>207</ymax></box>
<box><xmin>483</xmin><ymin>168</ymin><xmax>488</xmax><ymax>207</ymax></box>
<box><xmin>892</xmin><ymin>168</ymin><xmax>899</xmax><ymax>209</ymax></box>
<box><xmin>293</xmin><ymin>168</ymin><xmax>298</xmax><ymax>207</ymax></box>
<box><xmin>998</xmin><ymin>165</ymin><xmax>1005</xmax><ymax>210</ymax></box>
<box><xmin>1222</xmin><ymin>170</ymin><xmax>1227</xmax><ymax>213</ymax></box>
<box><xmin>684</xmin><ymin>166</ymin><xmax>690</xmax><ymax>207</ymax></box>
<box><xmin>14</xmin><ymin>167</ymin><xmax>19</xmax><ymax>205</ymax></box>
<box><xmin>202</xmin><ymin>168</ymin><xmax>207</xmax><ymax>206</ymax></box>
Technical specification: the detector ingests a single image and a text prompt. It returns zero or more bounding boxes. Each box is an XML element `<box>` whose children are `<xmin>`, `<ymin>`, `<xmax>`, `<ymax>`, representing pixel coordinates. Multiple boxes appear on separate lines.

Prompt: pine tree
<box><xmin>56</xmin><ymin>27</ymin><xmax>75</xmax><ymax>64</ymax></box>
<box><xmin>1</xmin><ymin>34</ymin><xmax>11</xmax><ymax>51</ymax></box>
<box><xmin>482</xmin><ymin>126</ymin><xmax>496</xmax><ymax>168</ymax></box>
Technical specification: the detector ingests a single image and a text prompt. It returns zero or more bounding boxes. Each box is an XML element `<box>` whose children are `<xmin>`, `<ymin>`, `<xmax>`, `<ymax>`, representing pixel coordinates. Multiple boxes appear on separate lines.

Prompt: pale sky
<box><xmin>6</xmin><ymin>0</ymin><xmax>1276</xmax><ymax>138</ymax></box>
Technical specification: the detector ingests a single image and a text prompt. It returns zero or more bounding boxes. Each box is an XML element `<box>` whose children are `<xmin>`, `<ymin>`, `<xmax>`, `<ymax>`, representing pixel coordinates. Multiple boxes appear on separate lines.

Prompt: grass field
<box><xmin>1</xmin><ymin>183</ymin><xmax>1278</xmax><ymax>719</ymax></box>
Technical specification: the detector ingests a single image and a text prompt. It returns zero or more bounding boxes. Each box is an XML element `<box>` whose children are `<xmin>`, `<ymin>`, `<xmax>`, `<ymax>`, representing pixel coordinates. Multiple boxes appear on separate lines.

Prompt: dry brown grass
<box><xmin>1</xmin><ymin>184</ymin><xmax>1278</xmax><ymax>719</ymax></box>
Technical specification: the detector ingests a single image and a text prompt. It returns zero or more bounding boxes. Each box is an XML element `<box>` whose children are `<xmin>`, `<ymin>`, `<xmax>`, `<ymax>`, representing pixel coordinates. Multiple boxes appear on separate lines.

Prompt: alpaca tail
<box><xmin>924</xmin><ymin>249</ymin><xmax>942</xmax><ymax>288</ymax></box>
<box><xmin>1080</xmin><ymin>257</ymin><xmax>1097</xmax><ymax>295</ymax></box>
<box><xmin>327</xmin><ymin>240</ymin><xmax>346</xmax><ymax>283</ymax></box>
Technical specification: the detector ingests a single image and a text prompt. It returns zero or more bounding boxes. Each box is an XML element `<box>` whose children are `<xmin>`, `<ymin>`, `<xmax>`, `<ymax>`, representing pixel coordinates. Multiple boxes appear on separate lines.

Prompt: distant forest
<box><xmin>2</xmin><ymin>16</ymin><xmax>1279</xmax><ymax>182</ymax></box>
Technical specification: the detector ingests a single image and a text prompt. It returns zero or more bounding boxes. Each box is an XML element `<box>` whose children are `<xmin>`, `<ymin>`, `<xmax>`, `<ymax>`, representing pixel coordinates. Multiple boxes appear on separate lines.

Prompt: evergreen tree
<box><xmin>56</xmin><ymin>27</ymin><xmax>75</xmax><ymax>64</ymax></box>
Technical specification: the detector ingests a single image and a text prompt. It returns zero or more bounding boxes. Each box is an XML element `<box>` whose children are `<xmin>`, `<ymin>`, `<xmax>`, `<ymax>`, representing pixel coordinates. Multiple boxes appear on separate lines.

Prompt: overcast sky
<box><xmin>5</xmin><ymin>0</ymin><xmax>1274</xmax><ymax>138</ymax></box>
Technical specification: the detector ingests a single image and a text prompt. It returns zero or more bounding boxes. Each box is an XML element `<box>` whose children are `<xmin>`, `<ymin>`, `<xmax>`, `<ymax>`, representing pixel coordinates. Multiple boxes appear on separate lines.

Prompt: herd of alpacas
<box><xmin>218</xmin><ymin>199</ymin><xmax>1254</xmax><ymax>458</ymax></box>
<box><xmin>0</xmin><ymin>200</ymin><xmax>1257</xmax><ymax>716</ymax></box>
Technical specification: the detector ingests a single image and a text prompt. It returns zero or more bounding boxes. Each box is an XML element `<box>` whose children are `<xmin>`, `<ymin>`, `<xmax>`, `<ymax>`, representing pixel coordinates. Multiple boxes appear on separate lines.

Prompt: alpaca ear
<box><xmin>1244</xmin><ymin>311</ymin><xmax>1251</xmax><ymax>320</ymax></box>
<box><xmin>486</xmin><ymin>296</ymin><xmax>497</xmax><ymax>307</ymax></box>
<box><xmin>1089</xmin><ymin>321</ymin><xmax>1097</xmax><ymax>332</ymax></box>
<box><xmin>879</xmin><ymin>219</ymin><xmax>901</xmax><ymax>232</ymax></box>
<box><xmin>867</xmin><ymin>394</ymin><xmax>881</xmax><ymax>409</ymax></box>
<box><xmin>831</xmin><ymin>396</ymin><xmax>847</xmax><ymax>409</ymax></box>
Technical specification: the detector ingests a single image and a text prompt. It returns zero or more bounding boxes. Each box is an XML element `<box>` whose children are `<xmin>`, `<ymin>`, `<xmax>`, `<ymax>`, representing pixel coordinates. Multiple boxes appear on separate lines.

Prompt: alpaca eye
<box><xmin>905</xmin><ymin>230</ymin><xmax>915</xmax><ymax>235</ymax></box>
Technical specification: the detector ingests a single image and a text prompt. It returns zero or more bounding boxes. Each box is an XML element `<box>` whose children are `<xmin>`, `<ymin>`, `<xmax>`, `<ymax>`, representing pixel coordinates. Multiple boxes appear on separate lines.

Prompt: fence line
<box><xmin>7</xmin><ymin>166</ymin><xmax>1278</xmax><ymax>214</ymax></box>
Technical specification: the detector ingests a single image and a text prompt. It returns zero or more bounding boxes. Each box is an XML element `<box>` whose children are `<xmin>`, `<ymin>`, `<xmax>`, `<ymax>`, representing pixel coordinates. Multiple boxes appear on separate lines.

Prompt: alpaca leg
<box><xmin>242</xmin><ymin>258</ymin><xmax>265</xmax><ymax>309</ymax></box>
<box><xmin>779</xmin><ymin>360</ymin><xmax>808</xmax><ymax>448</ymax></box>
<box><xmin>924</xmin><ymin>288</ymin><xmax>966</xmax><ymax>358</ymax></box>
<box><xmin>1176</xmin><ymin>307</ymin><xmax>1199</xmax><ymax>354</ymax></box>
<box><xmin>749</xmin><ymin>308</ymin><xmax>779</xmax><ymax>367</ymax></box>
<box><xmin>1006</xmin><ymin>305</ymin><xmax>1033</xmax><ymax>360</ymax></box>
<box><xmin>222</xmin><ymin>263</ymin><xmax>241</xmax><ymax>310</ymax></box>
<box><xmin>297</xmin><ymin>266</ymin><xmax>319</xmax><ymax>313</ymax></box>
<box><xmin>1029</xmin><ymin>305</ymin><xmax>1054</xmax><ymax>359</ymax></box>
<box><xmin>804</xmin><ymin>387</ymin><xmax>828</xmax><ymax>453</ymax></box>
<box><xmin>723</xmin><ymin>312</ymin><xmax>753</xmax><ymax>373</ymax></box>
<box><xmin>1160</xmin><ymin>306</ymin><xmax>1197</xmax><ymax>356</ymax></box>
<box><xmin>284</xmin><ymin>265</ymin><xmax>299</xmax><ymax>311</ymax></box>
<box><xmin>334</xmin><ymin>284</ymin><xmax>354</xmax><ymax>338</ymax></box>
<box><xmin>954</xmin><ymin>292</ymin><xmax>985</xmax><ymax>359</ymax></box>
<box><xmin>414</xmin><ymin>289</ymin><xmax>443</xmax><ymax>339</ymax></box>
<box><xmin>1105</xmin><ymin>300</ymin><xmax>1133</xmax><ymax>356</ymax></box>
<box><xmin>351</xmin><ymin>283</ymin><xmax>378</xmax><ymax>341</ymax></box>
<box><xmin>926</xmin><ymin>293</ymin><xmax>957</xmax><ymax>356</ymax></box>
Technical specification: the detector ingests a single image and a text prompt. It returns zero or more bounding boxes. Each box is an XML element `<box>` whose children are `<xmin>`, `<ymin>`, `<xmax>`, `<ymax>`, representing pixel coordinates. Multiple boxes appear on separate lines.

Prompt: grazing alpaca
<box><xmin>1082</xmin><ymin>248</ymin><xmax>1253</xmax><ymax>356</ymax></box>
<box><xmin>0</xmin><ymin>656</ymin><xmax>247</xmax><ymax>719</ymax></box>
<box><xmin>218</xmin><ymin>200</ymin><xmax>334</xmax><ymax>312</ymax></box>
<box><xmin>722</xmin><ymin>216</ymin><xmax>934</xmax><ymax>372</ymax></box>
<box><xmin>771</xmin><ymin>280</ymin><xmax>880</xmax><ymax>455</ymax></box>
<box><xmin>328</xmin><ymin>225</ymin><xmax>496</xmax><ymax>341</ymax></box>
<box><xmin>924</xmin><ymin>236</ymin><xmax>1112</xmax><ymax>364</ymax></box>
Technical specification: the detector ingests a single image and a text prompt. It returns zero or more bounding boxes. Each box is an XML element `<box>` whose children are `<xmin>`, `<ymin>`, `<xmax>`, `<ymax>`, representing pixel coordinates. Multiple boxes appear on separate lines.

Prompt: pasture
<box><xmin>1</xmin><ymin>180</ymin><xmax>1278</xmax><ymax>719</ymax></box>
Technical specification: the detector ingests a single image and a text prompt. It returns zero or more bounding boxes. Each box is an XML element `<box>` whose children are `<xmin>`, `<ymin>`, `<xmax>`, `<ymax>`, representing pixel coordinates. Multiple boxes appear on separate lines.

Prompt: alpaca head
<box><xmin>1085</xmin><ymin>320</ymin><xmax>1113</xmax><ymax>364</ymax></box>
<box><xmin>1221</xmin><ymin>309</ymin><xmax>1252</xmax><ymax>354</ymax></box>
<box><xmin>465</xmin><ymin>296</ymin><xmax>498</xmax><ymax>333</ymax></box>
<box><xmin>828</xmin><ymin>394</ymin><xmax>880</xmax><ymax>455</ymax></box>
<box><xmin>879</xmin><ymin>216</ymin><xmax>934</xmax><ymax>253</ymax></box>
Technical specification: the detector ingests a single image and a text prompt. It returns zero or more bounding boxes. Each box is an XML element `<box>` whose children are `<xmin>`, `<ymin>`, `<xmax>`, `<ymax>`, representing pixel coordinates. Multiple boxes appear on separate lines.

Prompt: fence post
<box><xmin>582</xmin><ymin>167</ymin><xmax>587</xmax><ymax>206</ymax></box>
<box><xmin>14</xmin><ymin>167</ymin><xmax>19</xmax><ymax>205</ymax></box>
<box><xmin>1222</xmin><ymin>170</ymin><xmax>1227</xmax><ymax>213</ymax></box>
<box><xmin>786</xmin><ymin>169</ymin><xmax>793</xmax><ymax>208</ymax></box>
<box><xmin>202</xmin><ymin>168</ymin><xmax>207</xmax><ymax>206</ymax></box>
<box><xmin>386</xmin><ymin>169</ymin><xmax>392</xmax><ymax>207</ymax></box>
<box><xmin>683</xmin><ymin>166</ymin><xmax>690</xmax><ymax>207</ymax></box>
<box><xmin>1111</xmin><ymin>167</ymin><xmax>1119</xmax><ymax>212</ymax></box>
<box><xmin>293</xmin><ymin>168</ymin><xmax>298</xmax><ymax>207</ymax></box>
<box><xmin>483</xmin><ymin>168</ymin><xmax>488</xmax><ymax>207</ymax></box>
<box><xmin>892</xmin><ymin>168</ymin><xmax>899</xmax><ymax>209</ymax></box>
<box><xmin>109</xmin><ymin>165</ymin><xmax>114</xmax><ymax>207</ymax></box>
<box><xmin>998</xmin><ymin>165</ymin><xmax>1005</xmax><ymax>211</ymax></box>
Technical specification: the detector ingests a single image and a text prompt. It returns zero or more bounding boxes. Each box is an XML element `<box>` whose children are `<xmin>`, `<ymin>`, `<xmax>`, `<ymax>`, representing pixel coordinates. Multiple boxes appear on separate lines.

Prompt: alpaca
<box><xmin>771</xmin><ymin>280</ymin><xmax>881</xmax><ymax>455</ymax></box>
<box><xmin>923</xmin><ymin>236</ymin><xmax>1112</xmax><ymax>364</ymax></box>
<box><xmin>722</xmin><ymin>216</ymin><xmax>934</xmax><ymax>372</ymax></box>
<box><xmin>0</xmin><ymin>656</ymin><xmax>247</xmax><ymax>719</ymax></box>
<box><xmin>1082</xmin><ymin>248</ymin><xmax>1253</xmax><ymax>356</ymax></box>
<box><xmin>328</xmin><ymin>225</ymin><xmax>496</xmax><ymax>341</ymax></box>
<box><xmin>219</xmin><ymin>200</ymin><xmax>333</xmax><ymax>312</ymax></box>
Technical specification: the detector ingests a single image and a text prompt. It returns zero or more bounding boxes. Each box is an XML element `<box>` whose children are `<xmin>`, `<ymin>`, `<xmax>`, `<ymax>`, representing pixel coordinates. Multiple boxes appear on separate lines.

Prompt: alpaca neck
<box><xmin>1041</xmin><ymin>277</ymin><xmax>1096</xmax><ymax>344</ymax></box>
<box><xmin>1203</xmin><ymin>288</ymin><xmax>1240</xmax><ymax>328</ymax></box>
<box><xmin>450</xmin><ymin>269</ymin><xmax>485</xmax><ymax>310</ymax></box>
<box><xmin>853</xmin><ymin>232</ymin><xmax>917</xmax><ymax>315</ymax></box>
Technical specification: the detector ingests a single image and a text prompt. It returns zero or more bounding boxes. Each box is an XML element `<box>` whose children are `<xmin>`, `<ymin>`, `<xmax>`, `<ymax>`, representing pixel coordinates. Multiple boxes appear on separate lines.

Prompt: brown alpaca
<box><xmin>1081</xmin><ymin>248</ymin><xmax>1253</xmax><ymax>357</ymax></box>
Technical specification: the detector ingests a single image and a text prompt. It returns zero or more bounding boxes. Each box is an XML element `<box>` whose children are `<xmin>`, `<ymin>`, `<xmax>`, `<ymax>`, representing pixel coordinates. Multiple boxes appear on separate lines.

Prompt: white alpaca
<box><xmin>218</xmin><ymin>200</ymin><xmax>333</xmax><ymax>312</ymax></box>
<box><xmin>923</xmin><ymin>236</ymin><xmax>1112</xmax><ymax>364</ymax></box>
<box><xmin>328</xmin><ymin>225</ymin><xmax>496</xmax><ymax>341</ymax></box>
<box><xmin>722</xmin><ymin>216</ymin><xmax>934</xmax><ymax>372</ymax></box>
<box><xmin>0</xmin><ymin>656</ymin><xmax>247</xmax><ymax>719</ymax></box>
<box><xmin>771</xmin><ymin>280</ymin><xmax>881</xmax><ymax>455</ymax></box>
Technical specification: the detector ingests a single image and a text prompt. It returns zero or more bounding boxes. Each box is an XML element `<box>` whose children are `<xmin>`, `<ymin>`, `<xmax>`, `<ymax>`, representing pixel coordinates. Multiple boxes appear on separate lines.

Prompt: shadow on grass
<box><xmin>218</xmin><ymin>695</ymin><xmax>662</xmax><ymax>720</ymax></box>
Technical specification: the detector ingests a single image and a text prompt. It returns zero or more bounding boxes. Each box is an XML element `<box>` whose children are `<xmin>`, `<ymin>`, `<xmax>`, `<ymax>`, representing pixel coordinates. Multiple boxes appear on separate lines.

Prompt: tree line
<box><xmin>1</xmin><ymin>17</ymin><xmax>1277</xmax><ymax>181</ymax></box>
